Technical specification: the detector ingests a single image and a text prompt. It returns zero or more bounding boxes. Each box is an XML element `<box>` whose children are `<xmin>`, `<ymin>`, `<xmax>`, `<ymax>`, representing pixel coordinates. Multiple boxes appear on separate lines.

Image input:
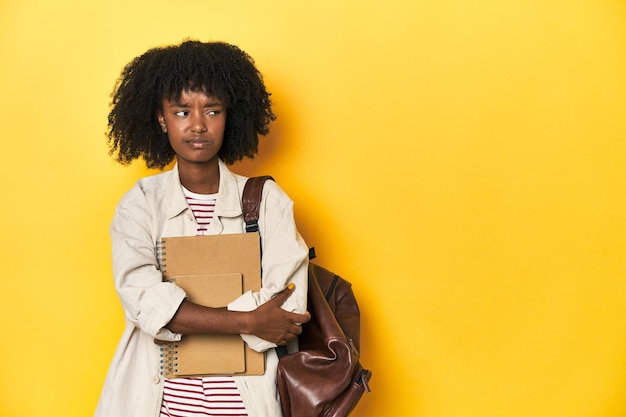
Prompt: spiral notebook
<box><xmin>160</xmin><ymin>232</ymin><xmax>265</xmax><ymax>378</ymax></box>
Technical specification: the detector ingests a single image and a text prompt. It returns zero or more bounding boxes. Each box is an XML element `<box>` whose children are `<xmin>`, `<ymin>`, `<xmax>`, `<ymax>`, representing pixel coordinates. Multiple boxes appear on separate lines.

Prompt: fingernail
<box><xmin>287</xmin><ymin>283</ymin><xmax>295</xmax><ymax>290</ymax></box>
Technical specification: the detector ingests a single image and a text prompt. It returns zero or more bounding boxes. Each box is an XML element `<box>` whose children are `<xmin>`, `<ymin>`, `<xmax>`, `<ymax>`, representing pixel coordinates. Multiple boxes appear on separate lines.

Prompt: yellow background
<box><xmin>1</xmin><ymin>1</ymin><xmax>626</xmax><ymax>416</ymax></box>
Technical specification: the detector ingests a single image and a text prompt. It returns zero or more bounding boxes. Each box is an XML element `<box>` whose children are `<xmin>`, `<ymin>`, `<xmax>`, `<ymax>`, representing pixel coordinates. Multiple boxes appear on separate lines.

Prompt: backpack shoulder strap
<box><xmin>242</xmin><ymin>176</ymin><xmax>274</xmax><ymax>233</ymax></box>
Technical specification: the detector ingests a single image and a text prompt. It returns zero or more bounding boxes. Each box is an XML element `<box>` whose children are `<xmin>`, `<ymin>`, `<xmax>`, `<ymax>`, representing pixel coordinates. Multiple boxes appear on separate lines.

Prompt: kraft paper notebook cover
<box><xmin>161</xmin><ymin>273</ymin><xmax>245</xmax><ymax>378</ymax></box>
<box><xmin>160</xmin><ymin>232</ymin><xmax>265</xmax><ymax>376</ymax></box>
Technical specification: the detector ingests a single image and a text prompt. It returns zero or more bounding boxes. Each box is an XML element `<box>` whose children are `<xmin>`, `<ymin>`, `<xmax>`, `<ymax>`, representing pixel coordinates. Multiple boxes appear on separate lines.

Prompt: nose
<box><xmin>190</xmin><ymin>111</ymin><xmax>207</xmax><ymax>133</ymax></box>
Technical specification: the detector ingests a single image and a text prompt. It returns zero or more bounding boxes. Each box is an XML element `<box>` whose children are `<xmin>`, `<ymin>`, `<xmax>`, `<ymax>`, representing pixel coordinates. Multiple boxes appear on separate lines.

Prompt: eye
<box><xmin>207</xmin><ymin>109</ymin><xmax>221</xmax><ymax>116</ymax></box>
<box><xmin>175</xmin><ymin>110</ymin><xmax>189</xmax><ymax>117</ymax></box>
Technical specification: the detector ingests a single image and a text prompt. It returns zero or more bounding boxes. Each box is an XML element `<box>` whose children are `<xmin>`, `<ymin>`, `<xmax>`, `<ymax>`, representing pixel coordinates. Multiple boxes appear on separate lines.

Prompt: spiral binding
<box><xmin>157</xmin><ymin>238</ymin><xmax>177</xmax><ymax>377</ymax></box>
<box><xmin>160</xmin><ymin>342</ymin><xmax>180</xmax><ymax>377</ymax></box>
<box><xmin>156</xmin><ymin>239</ymin><xmax>167</xmax><ymax>273</ymax></box>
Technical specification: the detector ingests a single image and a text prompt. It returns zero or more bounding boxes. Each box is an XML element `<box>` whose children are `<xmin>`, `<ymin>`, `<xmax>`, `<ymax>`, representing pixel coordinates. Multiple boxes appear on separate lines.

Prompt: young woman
<box><xmin>96</xmin><ymin>40</ymin><xmax>310</xmax><ymax>417</ymax></box>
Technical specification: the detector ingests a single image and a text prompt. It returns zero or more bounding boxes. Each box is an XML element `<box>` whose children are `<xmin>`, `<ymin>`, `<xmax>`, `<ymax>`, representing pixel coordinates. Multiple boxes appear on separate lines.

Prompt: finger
<box><xmin>291</xmin><ymin>324</ymin><xmax>303</xmax><ymax>336</ymax></box>
<box><xmin>291</xmin><ymin>311</ymin><xmax>311</xmax><ymax>324</ymax></box>
<box><xmin>284</xmin><ymin>331</ymin><xmax>298</xmax><ymax>343</ymax></box>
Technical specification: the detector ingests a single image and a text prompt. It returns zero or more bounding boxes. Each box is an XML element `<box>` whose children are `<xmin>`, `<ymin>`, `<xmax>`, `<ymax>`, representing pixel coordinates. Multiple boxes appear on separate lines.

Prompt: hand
<box><xmin>248</xmin><ymin>285</ymin><xmax>311</xmax><ymax>345</ymax></box>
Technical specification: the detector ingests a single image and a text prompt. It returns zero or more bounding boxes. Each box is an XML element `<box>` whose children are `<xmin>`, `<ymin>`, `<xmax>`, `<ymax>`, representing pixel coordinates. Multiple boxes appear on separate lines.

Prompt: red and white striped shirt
<box><xmin>184</xmin><ymin>191</ymin><xmax>216</xmax><ymax>235</ymax></box>
<box><xmin>160</xmin><ymin>188</ymin><xmax>248</xmax><ymax>417</ymax></box>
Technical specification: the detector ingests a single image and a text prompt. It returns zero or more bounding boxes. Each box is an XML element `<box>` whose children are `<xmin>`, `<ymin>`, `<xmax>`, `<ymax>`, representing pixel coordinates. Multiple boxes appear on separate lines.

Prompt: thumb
<box><xmin>271</xmin><ymin>282</ymin><xmax>296</xmax><ymax>304</ymax></box>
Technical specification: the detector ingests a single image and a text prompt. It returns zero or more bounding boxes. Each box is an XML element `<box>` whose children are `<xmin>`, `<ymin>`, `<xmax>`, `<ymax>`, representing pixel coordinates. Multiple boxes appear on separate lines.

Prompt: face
<box><xmin>157</xmin><ymin>90</ymin><xmax>226</xmax><ymax>167</ymax></box>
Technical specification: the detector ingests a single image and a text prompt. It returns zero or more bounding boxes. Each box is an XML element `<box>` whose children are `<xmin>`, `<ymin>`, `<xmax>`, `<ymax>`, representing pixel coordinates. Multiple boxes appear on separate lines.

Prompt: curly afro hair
<box><xmin>107</xmin><ymin>40</ymin><xmax>276</xmax><ymax>169</ymax></box>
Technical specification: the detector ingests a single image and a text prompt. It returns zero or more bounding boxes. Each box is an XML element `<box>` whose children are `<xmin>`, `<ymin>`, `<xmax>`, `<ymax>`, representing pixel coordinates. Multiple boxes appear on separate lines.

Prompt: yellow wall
<box><xmin>1</xmin><ymin>1</ymin><xmax>626</xmax><ymax>416</ymax></box>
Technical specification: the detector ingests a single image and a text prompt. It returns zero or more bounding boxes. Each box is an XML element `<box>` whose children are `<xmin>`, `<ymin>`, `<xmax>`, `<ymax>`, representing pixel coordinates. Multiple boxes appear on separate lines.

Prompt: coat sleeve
<box><xmin>227</xmin><ymin>180</ymin><xmax>309</xmax><ymax>352</ymax></box>
<box><xmin>110</xmin><ymin>188</ymin><xmax>187</xmax><ymax>341</ymax></box>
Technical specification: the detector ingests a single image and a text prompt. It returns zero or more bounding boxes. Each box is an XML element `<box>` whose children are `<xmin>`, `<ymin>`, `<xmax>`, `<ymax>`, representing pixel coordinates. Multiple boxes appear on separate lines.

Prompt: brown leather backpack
<box><xmin>243</xmin><ymin>176</ymin><xmax>372</xmax><ymax>417</ymax></box>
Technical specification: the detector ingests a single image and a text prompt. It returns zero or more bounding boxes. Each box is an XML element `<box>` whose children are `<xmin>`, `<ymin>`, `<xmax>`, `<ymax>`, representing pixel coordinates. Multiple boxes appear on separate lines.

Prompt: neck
<box><xmin>177</xmin><ymin>159</ymin><xmax>220</xmax><ymax>194</ymax></box>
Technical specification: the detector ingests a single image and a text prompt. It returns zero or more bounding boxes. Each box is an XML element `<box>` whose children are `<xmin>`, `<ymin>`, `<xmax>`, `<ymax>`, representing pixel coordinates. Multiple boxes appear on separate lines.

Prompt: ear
<box><xmin>156</xmin><ymin>111</ymin><xmax>167</xmax><ymax>133</ymax></box>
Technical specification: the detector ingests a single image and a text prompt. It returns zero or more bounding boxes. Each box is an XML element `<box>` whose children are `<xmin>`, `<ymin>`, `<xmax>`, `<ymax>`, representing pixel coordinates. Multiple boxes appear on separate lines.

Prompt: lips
<box><xmin>186</xmin><ymin>139</ymin><xmax>212</xmax><ymax>148</ymax></box>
